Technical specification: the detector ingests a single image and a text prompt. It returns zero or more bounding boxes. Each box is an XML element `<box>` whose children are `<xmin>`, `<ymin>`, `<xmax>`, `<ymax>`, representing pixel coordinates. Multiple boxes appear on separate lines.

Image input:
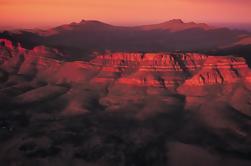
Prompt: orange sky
<box><xmin>1</xmin><ymin>0</ymin><xmax>251</xmax><ymax>29</ymax></box>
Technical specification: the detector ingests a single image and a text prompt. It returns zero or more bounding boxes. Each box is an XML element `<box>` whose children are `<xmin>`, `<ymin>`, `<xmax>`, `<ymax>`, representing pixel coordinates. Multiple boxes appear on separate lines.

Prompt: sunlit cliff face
<box><xmin>1</xmin><ymin>0</ymin><xmax>251</xmax><ymax>29</ymax></box>
<box><xmin>0</xmin><ymin>39</ymin><xmax>251</xmax><ymax>115</ymax></box>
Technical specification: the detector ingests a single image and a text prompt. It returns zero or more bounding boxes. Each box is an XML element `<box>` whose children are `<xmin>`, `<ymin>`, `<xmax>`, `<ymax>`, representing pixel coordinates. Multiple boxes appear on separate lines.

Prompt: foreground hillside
<box><xmin>0</xmin><ymin>39</ymin><xmax>251</xmax><ymax>166</ymax></box>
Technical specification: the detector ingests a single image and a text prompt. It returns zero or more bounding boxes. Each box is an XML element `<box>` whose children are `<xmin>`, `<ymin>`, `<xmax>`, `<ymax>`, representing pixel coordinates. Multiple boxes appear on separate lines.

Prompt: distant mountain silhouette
<box><xmin>138</xmin><ymin>19</ymin><xmax>211</xmax><ymax>32</ymax></box>
<box><xmin>0</xmin><ymin>19</ymin><xmax>250</xmax><ymax>60</ymax></box>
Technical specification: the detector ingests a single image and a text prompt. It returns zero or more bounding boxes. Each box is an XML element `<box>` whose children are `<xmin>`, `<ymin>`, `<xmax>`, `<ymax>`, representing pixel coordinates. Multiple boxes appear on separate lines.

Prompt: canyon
<box><xmin>0</xmin><ymin>38</ymin><xmax>251</xmax><ymax>114</ymax></box>
<box><xmin>1</xmin><ymin>38</ymin><xmax>250</xmax><ymax>88</ymax></box>
<box><xmin>0</xmin><ymin>38</ymin><xmax>251</xmax><ymax>166</ymax></box>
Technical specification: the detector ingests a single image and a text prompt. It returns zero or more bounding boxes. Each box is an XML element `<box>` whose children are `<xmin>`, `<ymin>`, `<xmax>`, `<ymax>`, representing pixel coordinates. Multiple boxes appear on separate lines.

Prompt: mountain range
<box><xmin>1</xmin><ymin>19</ymin><xmax>251</xmax><ymax>61</ymax></box>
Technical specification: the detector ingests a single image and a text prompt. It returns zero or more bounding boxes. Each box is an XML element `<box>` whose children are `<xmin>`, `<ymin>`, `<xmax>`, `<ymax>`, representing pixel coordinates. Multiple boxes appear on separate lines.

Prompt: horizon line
<box><xmin>1</xmin><ymin>19</ymin><xmax>251</xmax><ymax>31</ymax></box>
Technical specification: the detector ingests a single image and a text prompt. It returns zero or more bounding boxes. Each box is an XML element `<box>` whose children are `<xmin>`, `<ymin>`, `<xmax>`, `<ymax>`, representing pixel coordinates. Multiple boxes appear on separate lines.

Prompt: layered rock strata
<box><xmin>0</xmin><ymin>39</ymin><xmax>250</xmax><ymax>89</ymax></box>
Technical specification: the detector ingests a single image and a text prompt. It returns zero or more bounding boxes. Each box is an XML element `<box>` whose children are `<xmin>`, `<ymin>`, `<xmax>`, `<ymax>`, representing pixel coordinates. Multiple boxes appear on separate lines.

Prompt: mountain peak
<box><xmin>80</xmin><ymin>19</ymin><xmax>86</xmax><ymax>23</ymax></box>
<box><xmin>139</xmin><ymin>19</ymin><xmax>211</xmax><ymax>32</ymax></box>
<box><xmin>168</xmin><ymin>19</ymin><xmax>184</xmax><ymax>24</ymax></box>
<box><xmin>78</xmin><ymin>19</ymin><xmax>108</xmax><ymax>25</ymax></box>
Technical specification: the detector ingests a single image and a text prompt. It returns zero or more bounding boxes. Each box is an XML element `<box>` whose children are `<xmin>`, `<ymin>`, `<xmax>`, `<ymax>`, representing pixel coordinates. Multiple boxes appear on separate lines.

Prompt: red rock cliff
<box><xmin>0</xmin><ymin>39</ymin><xmax>250</xmax><ymax>88</ymax></box>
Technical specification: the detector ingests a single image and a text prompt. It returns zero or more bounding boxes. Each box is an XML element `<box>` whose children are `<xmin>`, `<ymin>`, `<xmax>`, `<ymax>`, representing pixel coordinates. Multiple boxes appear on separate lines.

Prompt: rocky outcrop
<box><xmin>0</xmin><ymin>39</ymin><xmax>15</xmax><ymax>49</ymax></box>
<box><xmin>0</xmin><ymin>39</ymin><xmax>96</xmax><ymax>84</ymax></box>
<box><xmin>90</xmin><ymin>53</ymin><xmax>250</xmax><ymax>88</ymax></box>
<box><xmin>0</xmin><ymin>39</ymin><xmax>250</xmax><ymax>89</ymax></box>
<box><xmin>0</xmin><ymin>38</ymin><xmax>251</xmax><ymax>117</ymax></box>
<box><xmin>90</xmin><ymin>53</ymin><xmax>207</xmax><ymax>87</ymax></box>
<box><xmin>181</xmin><ymin>56</ymin><xmax>250</xmax><ymax>86</ymax></box>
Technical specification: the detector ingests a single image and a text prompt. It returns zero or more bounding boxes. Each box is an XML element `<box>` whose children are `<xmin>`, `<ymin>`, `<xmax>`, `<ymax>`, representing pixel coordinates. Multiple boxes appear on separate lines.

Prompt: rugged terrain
<box><xmin>0</xmin><ymin>38</ymin><xmax>251</xmax><ymax>166</ymax></box>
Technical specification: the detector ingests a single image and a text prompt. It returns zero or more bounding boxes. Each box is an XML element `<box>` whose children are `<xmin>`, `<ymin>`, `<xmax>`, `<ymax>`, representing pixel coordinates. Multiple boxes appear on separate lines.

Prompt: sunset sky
<box><xmin>1</xmin><ymin>0</ymin><xmax>251</xmax><ymax>29</ymax></box>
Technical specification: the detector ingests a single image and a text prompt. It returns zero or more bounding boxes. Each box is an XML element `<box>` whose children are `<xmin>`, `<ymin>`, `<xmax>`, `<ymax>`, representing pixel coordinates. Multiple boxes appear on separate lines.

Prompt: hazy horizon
<box><xmin>0</xmin><ymin>19</ymin><xmax>251</xmax><ymax>32</ymax></box>
<box><xmin>1</xmin><ymin>0</ymin><xmax>251</xmax><ymax>30</ymax></box>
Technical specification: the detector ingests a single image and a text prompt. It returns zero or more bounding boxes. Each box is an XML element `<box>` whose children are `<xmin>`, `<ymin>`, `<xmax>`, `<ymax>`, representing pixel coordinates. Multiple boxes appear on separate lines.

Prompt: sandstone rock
<box><xmin>0</xmin><ymin>38</ymin><xmax>250</xmax><ymax>89</ymax></box>
<box><xmin>0</xmin><ymin>39</ymin><xmax>14</xmax><ymax>49</ymax></box>
<box><xmin>180</xmin><ymin>56</ymin><xmax>250</xmax><ymax>86</ymax></box>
